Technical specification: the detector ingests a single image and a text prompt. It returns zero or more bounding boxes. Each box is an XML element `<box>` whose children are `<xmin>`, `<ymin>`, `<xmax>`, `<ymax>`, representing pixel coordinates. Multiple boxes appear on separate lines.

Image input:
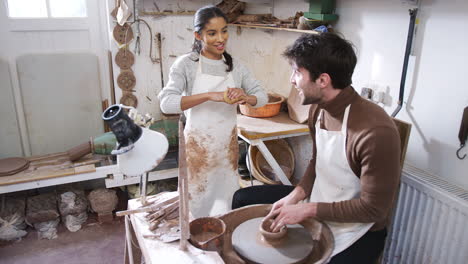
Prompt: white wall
<box><xmin>335</xmin><ymin>0</ymin><xmax>468</xmax><ymax>189</ymax></box>
<box><xmin>105</xmin><ymin>0</ymin><xmax>468</xmax><ymax>189</ymax></box>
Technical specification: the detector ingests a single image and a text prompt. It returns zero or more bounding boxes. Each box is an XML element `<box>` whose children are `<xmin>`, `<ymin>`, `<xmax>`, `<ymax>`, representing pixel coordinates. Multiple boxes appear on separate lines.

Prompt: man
<box><xmin>232</xmin><ymin>33</ymin><xmax>401</xmax><ymax>264</ymax></box>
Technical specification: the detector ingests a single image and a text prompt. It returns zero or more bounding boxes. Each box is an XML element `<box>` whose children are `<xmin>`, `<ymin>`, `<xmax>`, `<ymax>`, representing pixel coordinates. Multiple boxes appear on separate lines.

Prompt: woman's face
<box><xmin>195</xmin><ymin>17</ymin><xmax>228</xmax><ymax>60</ymax></box>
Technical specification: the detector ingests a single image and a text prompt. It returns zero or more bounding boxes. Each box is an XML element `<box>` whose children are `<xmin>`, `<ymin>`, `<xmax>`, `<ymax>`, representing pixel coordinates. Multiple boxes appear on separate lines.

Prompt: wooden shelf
<box><xmin>140</xmin><ymin>11</ymin><xmax>195</xmax><ymax>16</ymax></box>
<box><xmin>228</xmin><ymin>24</ymin><xmax>319</xmax><ymax>34</ymax></box>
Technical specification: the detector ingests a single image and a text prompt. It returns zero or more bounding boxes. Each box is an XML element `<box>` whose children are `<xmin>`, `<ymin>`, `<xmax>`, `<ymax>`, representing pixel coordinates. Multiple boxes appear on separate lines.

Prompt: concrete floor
<box><xmin>0</xmin><ymin>215</ymin><xmax>125</xmax><ymax>264</ymax></box>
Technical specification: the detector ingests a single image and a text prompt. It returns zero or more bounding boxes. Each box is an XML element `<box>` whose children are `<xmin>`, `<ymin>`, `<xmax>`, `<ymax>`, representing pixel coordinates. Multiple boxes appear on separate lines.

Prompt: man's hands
<box><xmin>263</xmin><ymin>188</ymin><xmax>316</xmax><ymax>233</ymax></box>
<box><xmin>265</xmin><ymin>203</ymin><xmax>317</xmax><ymax>233</ymax></box>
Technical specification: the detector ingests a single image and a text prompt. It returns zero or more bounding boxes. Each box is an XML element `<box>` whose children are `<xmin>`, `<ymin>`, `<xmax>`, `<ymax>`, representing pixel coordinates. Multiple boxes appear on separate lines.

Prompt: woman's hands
<box><xmin>226</xmin><ymin>88</ymin><xmax>247</xmax><ymax>103</ymax></box>
<box><xmin>222</xmin><ymin>87</ymin><xmax>257</xmax><ymax>106</ymax></box>
<box><xmin>183</xmin><ymin>88</ymin><xmax>257</xmax><ymax>109</ymax></box>
<box><xmin>207</xmin><ymin>88</ymin><xmax>247</xmax><ymax>104</ymax></box>
<box><xmin>207</xmin><ymin>91</ymin><xmax>226</xmax><ymax>102</ymax></box>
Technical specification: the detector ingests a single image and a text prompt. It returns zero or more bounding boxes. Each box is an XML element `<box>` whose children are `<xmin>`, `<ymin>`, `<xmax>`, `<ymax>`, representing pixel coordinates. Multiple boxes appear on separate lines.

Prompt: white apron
<box><xmin>184</xmin><ymin>55</ymin><xmax>239</xmax><ymax>218</ymax></box>
<box><xmin>309</xmin><ymin>105</ymin><xmax>374</xmax><ymax>257</ymax></box>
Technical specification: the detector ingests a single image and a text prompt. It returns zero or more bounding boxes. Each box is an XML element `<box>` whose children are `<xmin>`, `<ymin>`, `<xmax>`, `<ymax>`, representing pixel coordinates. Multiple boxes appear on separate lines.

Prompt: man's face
<box><xmin>290</xmin><ymin>63</ymin><xmax>322</xmax><ymax>105</ymax></box>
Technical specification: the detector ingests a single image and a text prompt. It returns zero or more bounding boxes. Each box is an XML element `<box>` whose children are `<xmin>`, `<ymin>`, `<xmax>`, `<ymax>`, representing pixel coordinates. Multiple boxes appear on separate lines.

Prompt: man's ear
<box><xmin>317</xmin><ymin>73</ymin><xmax>332</xmax><ymax>88</ymax></box>
<box><xmin>194</xmin><ymin>31</ymin><xmax>202</xmax><ymax>41</ymax></box>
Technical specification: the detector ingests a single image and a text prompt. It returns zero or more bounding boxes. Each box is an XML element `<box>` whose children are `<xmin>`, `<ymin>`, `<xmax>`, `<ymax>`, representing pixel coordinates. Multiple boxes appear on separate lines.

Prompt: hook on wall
<box><xmin>457</xmin><ymin>107</ymin><xmax>468</xmax><ymax>160</ymax></box>
<box><xmin>456</xmin><ymin>144</ymin><xmax>466</xmax><ymax>160</ymax></box>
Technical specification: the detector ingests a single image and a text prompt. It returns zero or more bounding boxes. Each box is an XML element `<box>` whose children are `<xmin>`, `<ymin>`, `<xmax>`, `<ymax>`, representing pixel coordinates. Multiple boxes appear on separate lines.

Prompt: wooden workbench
<box><xmin>237</xmin><ymin>112</ymin><xmax>310</xmax><ymax>185</ymax></box>
<box><xmin>0</xmin><ymin>153</ymin><xmax>112</xmax><ymax>194</ymax></box>
<box><xmin>125</xmin><ymin>197</ymin><xmax>224</xmax><ymax>264</ymax></box>
<box><xmin>237</xmin><ymin>112</ymin><xmax>309</xmax><ymax>140</ymax></box>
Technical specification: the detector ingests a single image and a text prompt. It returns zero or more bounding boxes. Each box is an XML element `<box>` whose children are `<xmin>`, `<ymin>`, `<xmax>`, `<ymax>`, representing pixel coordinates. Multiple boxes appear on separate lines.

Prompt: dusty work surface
<box><xmin>0</xmin><ymin>215</ymin><xmax>125</xmax><ymax>264</ymax></box>
<box><xmin>237</xmin><ymin>112</ymin><xmax>309</xmax><ymax>140</ymax></box>
<box><xmin>127</xmin><ymin>197</ymin><xmax>223</xmax><ymax>264</ymax></box>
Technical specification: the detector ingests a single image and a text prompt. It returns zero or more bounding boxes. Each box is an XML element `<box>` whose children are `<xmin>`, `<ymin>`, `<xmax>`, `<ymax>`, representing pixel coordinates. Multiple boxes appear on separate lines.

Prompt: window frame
<box><xmin>4</xmin><ymin>0</ymin><xmax>89</xmax><ymax>32</ymax></box>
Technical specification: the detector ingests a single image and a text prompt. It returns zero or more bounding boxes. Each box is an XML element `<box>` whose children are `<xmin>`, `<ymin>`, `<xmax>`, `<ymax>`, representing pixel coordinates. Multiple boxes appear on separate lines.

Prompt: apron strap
<box><xmin>315</xmin><ymin>105</ymin><xmax>351</xmax><ymax>133</ymax></box>
<box><xmin>315</xmin><ymin>109</ymin><xmax>324</xmax><ymax>128</ymax></box>
<box><xmin>197</xmin><ymin>54</ymin><xmax>203</xmax><ymax>74</ymax></box>
<box><xmin>341</xmin><ymin>104</ymin><xmax>351</xmax><ymax>134</ymax></box>
<box><xmin>197</xmin><ymin>54</ymin><xmax>230</xmax><ymax>84</ymax></box>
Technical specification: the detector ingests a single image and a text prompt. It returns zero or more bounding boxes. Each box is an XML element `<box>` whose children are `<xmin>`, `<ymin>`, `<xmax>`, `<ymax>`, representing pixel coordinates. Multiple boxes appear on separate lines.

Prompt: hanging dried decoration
<box><xmin>113</xmin><ymin>23</ymin><xmax>134</xmax><ymax>45</ymax></box>
<box><xmin>110</xmin><ymin>0</ymin><xmax>133</xmax><ymax>20</ymax></box>
<box><xmin>120</xmin><ymin>92</ymin><xmax>138</xmax><ymax>108</ymax></box>
<box><xmin>117</xmin><ymin>70</ymin><xmax>136</xmax><ymax>91</ymax></box>
<box><xmin>115</xmin><ymin>48</ymin><xmax>135</xmax><ymax>70</ymax></box>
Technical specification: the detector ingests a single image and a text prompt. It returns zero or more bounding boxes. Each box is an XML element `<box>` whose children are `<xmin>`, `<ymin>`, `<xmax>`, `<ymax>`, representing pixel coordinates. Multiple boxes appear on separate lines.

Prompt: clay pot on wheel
<box><xmin>259</xmin><ymin>218</ymin><xmax>288</xmax><ymax>246</ymax></box>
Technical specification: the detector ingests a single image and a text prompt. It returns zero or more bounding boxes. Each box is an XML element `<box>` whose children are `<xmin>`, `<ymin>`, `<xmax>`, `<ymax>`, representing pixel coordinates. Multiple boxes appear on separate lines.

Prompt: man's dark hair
<box><xmin>283</xmin><ymin>33</ymin><xmax>357</xmax><ymax>89</ymax></box>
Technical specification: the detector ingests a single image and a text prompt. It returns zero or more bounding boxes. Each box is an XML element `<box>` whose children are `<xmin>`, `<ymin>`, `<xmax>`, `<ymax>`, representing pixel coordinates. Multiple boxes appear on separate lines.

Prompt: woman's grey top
<box><xmin>158</xmin><ymin>52</ymin><xmax>268</xmax><ymax>114</ymax></box>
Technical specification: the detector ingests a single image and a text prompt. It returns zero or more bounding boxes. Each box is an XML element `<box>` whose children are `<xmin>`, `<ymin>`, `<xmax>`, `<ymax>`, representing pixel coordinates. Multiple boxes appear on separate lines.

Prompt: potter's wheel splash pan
<box><xmin>232</xmin><ymin>217</ymin><xmax>314</xmax><ymax>264</ymax></box>
<box><xmin>218</xmin><ymin>204</ymin><xmax>334</xmax><ymax>264</ymax></box>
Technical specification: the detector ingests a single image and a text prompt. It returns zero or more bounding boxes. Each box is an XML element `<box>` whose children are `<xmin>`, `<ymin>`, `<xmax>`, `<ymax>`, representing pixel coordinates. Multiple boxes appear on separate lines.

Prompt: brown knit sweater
<box><xmin>299</xmin><ymin>86</ymin><xmax>401</xmax><ymax>231</ymax></box>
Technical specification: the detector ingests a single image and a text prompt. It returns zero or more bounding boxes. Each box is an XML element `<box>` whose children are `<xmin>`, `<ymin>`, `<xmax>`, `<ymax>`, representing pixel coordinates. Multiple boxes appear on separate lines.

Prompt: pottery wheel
<box><xmin>232</xmin><ymin>217</ymin><xmax>314</xmax><ymax>264</ymax></box>
<box><xmin>0</xmin><ymin>157</ymin><xmax>30</xmax><ymax>176</ymax></box>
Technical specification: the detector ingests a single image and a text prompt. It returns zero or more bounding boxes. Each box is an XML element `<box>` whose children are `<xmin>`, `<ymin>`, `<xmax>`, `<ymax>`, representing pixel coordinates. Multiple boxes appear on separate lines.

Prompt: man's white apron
<box><xmin>309</xmin><ymin>105</ymin><xmax>374</xmax><ymax>256</ymax></box>
<box><xmin>184</xmin><ymin>55</ymin><xmax>239</xmax><ymax>218</ymax></box>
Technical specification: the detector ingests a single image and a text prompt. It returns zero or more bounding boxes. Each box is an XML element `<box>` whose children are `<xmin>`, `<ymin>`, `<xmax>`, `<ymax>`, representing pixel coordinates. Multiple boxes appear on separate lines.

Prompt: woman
<box><xmin>158</xmin><ymin>5</ymin><xmax>268</xmax><ymax>217</ymax></box>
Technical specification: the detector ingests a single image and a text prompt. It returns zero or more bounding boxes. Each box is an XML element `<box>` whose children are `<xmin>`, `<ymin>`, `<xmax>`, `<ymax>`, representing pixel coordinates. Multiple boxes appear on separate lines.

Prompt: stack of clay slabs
<box><xmin>0</xmin><ymin>157</ymin><xmax>30</xmax><ymax>176</ymax></box>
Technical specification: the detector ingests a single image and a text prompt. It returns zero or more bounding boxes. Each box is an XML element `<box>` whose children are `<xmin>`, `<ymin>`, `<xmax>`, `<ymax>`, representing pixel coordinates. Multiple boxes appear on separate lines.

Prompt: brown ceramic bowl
<box><xmin>189</xmin><ymin>217</ymin><xmax>226</xmax><ymax>252</ymax></box>
<box><xmin>259</xmin><ymin>218</ymin><xmax>287</xmax><ymax>244</ymax></box>
<box><xmin>239</xmin><ymin>93</ymin><xmax>284</xmax><ymax>118</ymax></box>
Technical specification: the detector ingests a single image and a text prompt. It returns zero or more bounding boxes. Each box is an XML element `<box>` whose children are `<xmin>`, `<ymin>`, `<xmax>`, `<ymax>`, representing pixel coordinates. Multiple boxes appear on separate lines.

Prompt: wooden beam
<box><xmin>140</xmin><ymin>11</ymin><xmax>195</xmax><ymax>16</ymax></box>
<box><xmin>178</xmin><ymin>119</ymin><xmax>190</xmax><ymax>251</ymax></box>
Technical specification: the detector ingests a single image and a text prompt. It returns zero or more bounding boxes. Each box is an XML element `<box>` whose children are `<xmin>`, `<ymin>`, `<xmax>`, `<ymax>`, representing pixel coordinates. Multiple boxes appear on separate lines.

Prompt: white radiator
<box><xmin>383</xmin><ymin>164</ymin><xmax>468</xmax><ymax>264</ymax></box>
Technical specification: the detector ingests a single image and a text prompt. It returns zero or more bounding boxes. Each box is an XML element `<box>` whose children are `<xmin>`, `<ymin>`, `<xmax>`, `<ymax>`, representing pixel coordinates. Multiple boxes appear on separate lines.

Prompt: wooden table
<box><xmin>0</xmin><ymin>153</ymin><xmax>109</xmax><ymax>194</ymax></box>
<box><xmin>124</xmin><ymin>197</ymin><xmax>224</xmax><ymax>264</ymax></box>
<box><xmin>237</xmin><ymin>112</ymin><xmax>310</xmax><ymax>185</ymax></box>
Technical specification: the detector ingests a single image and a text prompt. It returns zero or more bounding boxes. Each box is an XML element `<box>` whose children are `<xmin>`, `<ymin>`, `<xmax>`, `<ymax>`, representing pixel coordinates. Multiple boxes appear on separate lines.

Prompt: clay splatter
<box><xmin>228</xmin><ymin>126</ymin><xmax>239</xmax><ymax>171</ymax></box>
<box><xmin>185</xmin><ymin>129</ymin><xmax>211</xmax><ymax>196</ymax></box>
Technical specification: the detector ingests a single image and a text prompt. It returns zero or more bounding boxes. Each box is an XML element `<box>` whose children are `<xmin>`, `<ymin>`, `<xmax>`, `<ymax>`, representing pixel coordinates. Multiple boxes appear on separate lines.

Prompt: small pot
<box><xmin>189</xmin><ymin>217</ymin><xmax>226</xmax><ymax>252</ymax></box>
<box><xmin>259</xmin><ymin>218</ymin><xmax>287</xmax><ymax>245</ymax></box>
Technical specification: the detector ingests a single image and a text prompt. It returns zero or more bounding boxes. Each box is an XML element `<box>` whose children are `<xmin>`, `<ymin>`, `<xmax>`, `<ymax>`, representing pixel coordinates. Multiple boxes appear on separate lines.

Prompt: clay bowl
<box><xmin>259</xmin><ymin>218</ymin><xmax>288</xmax><ymax>245</ymax></box>
<box><xmin>239</xmin><ymin>93</ymin><xmax>285</xmax><ymax>118</ymax></box>
<box><xmin>189</xmin><ymin>217</ymin><xmax>226</xmax><ymax>252</ymax></box>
